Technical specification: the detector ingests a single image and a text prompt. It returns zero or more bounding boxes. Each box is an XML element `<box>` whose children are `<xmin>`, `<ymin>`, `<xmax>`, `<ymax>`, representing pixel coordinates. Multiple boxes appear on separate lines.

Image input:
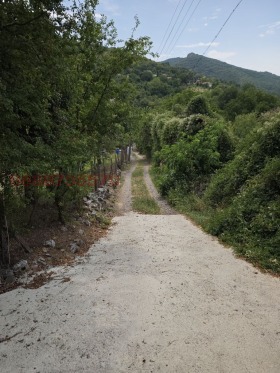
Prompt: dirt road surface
<box><xmin>1</xmin><ymin>161</ymin><xmax>280</xmax><ymax>373</ymax></box>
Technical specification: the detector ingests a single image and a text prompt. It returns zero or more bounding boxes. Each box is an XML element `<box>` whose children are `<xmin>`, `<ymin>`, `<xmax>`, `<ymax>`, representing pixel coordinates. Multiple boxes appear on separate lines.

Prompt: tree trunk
<box><xmin>0</xmin><ymin>192</ymin><xmax>9</xmax><ymax>266</ymax></box>
<box><xmin>54</xmin><ymin>173</ymin><xmax>68</xmax><ymax>224</ymax></box>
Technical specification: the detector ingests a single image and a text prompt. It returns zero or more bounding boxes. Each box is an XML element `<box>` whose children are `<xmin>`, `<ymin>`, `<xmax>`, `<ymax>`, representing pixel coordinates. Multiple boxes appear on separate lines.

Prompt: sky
<box><xmin>95</xmin><ymin>0</ymin><xmax>280</xmax><ymax>76</ymax></box>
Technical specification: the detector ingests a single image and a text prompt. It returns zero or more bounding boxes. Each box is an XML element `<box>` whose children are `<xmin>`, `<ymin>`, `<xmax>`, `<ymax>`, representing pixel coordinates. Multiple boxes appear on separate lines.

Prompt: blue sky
<box><xmin>95</xmin><ymin>0</ymin><xmax>280</xmax><ymax>75</ymax></box>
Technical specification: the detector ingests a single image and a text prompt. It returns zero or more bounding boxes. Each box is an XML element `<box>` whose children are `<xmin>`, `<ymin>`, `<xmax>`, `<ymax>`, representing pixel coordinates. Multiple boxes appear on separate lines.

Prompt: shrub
<box><xmin>205</xmin><ymin>110</ymin><xmax>280</xmax><ymax>206</ymax></box>
<box><xmin>154</xmin><ymin>120</ymin><xmax>233</xmax><ymax>196</ymax></box>
<box><xmin>161</xmin><ymin>118</ymin><xmax>182</xmax><ymax>146</ymax></box>
<box><xmin>186</xmin><ymin>95</ymin><xmax>210</xmax><ymax>116</ymax></box>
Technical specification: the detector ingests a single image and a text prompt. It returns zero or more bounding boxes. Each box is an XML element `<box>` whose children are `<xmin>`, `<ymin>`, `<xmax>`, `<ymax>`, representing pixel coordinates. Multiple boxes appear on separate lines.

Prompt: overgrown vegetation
<box><xmin>133</xmin><ymin>62</ymin><xmax>280</xmax><ymax>273</ymax></box>
<box><xmin>131</xmin><ymin>163</ymin><xmax>160</xmax><ymax>214</ymax></box>
<box><xmin>0</xmin><ymin>0</ymin><xmax>152</xmax><ymax>266</ymax></box>
<box><xmin>1</xmin><ymin>1</ymin><xmax>280</xmax><ymax>274</ymax></box>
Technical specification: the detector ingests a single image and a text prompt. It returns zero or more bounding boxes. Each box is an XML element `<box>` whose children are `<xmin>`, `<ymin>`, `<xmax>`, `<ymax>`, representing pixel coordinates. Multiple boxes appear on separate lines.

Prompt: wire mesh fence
<box><xmin>90</xmin><ymin>146</ymin><xmax>131</xmax><ymax>190</ymax></box>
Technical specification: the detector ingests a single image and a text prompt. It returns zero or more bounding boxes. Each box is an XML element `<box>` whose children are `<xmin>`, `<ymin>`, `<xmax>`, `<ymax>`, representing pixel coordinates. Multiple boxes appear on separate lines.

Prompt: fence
<box><xmin>90</xmin><ymin>146</ymin><xmax>131</xmax><ymax>190</ymax></box>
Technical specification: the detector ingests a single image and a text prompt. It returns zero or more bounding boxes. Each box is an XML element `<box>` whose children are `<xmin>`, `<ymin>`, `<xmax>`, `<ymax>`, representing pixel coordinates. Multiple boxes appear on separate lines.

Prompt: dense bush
<box><xmin>204</xmin><ymin>111</ymin><xmax>280</xmax><ymax>271</ymax></box>
<box><xmin>131</xmin><ymin>55</ymin><xmax>280</xmax><ymax>273</ymax></box>
<box><xmin>154</xmin><ymin>120</ymin><xmax>233</xmax><ymax>196</ymax></box>
<box><xmin>186</xmin><ymin>95</ymin><xmax>210</xmax><ymax>116</ymax></box>
<box><xmin>161</xmin><ymin>118</ymin><xmax>183</xmax><ymax>146</ymax></box>
<box><xmin>140</xmin><ymin>81</ymin><xmax>280</xmax><ymax>272</ymax></box>
<box><xmin>205</xmin><ymin>110</ymin><xmax>280</xmax><ymax>206</ymax></box>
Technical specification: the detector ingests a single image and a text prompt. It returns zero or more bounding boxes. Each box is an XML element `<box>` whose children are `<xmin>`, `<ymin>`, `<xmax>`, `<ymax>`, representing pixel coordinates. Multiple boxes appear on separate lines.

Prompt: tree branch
<box><xmin>1</xmin><ymin>12</ymin><xmax>45</xmax><ymax>30</ymax></box>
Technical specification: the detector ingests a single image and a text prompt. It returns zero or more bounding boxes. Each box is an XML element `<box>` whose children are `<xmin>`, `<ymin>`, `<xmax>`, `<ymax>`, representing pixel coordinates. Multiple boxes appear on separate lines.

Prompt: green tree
<box><xmin>186</xmin><ymin>95</ymin><xmax>210</xmax><ymax>116</ymax></box>
<box><xmin>140</xmin><ymin>70</ymin><xmax>154</xmax><ymax>81</ymax></box>
<box><xmin>0</xmin><ymin>0</ymin><xmax>153</xmax><ymax>264</ymax></box>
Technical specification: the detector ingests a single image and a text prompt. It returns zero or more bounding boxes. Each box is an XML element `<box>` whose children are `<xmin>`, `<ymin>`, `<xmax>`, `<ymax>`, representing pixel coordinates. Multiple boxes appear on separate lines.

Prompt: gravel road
<box><xmin>1</xmin><ymin>160</ymin><xmax>280</xmax><ymax>373</ymax></box>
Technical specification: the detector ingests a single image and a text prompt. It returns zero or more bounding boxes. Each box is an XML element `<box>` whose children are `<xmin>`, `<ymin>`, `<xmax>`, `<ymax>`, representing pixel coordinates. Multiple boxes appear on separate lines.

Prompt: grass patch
<box><xmin>167</xmin><ymin>188</ymin><xmax>280</xmax><ymax>273</ymax></box>
<box><xmin>131</xmin><ymin>163</ymin><xmax>160</xmax><ymax>214</ymax></box>
<box><xmin>150</xmin><ymin>165</ymin><xmax>212</xmax><ymax>227</ymax></box>
<box><xmin>149</xmin><ymin>165</ymin><xmax>161</xmax><ymax>189</ymax></box>
<box><xmin>150</xmin><ymin>164</ymin><xmax>280</xmax><ymax>274</ymax></box>
<box><xmin>168</xmin><ymin>189</ymin><xmax>212</xmax><ymax>229</ymax></box>
<box><xmin>95</xmin><ymin>212</ymin><xmax>112</xmax><ymax>228</ymax></box>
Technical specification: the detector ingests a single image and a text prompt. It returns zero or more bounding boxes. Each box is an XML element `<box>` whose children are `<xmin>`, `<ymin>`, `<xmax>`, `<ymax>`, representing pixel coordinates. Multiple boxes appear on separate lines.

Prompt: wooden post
<box><xmin>103</xmin><ymin>165</ymin><xmax>106</xmax><ymax>185</ymax></box>
<box><xmin>110</xmin><ymin>158</ymin><xmax>113</xmax><ymax>181</ymax></box>
<box><xmin>98</xmin><ymin>165</ymin><xmax>101</xmax><ymax>188</ymax></box>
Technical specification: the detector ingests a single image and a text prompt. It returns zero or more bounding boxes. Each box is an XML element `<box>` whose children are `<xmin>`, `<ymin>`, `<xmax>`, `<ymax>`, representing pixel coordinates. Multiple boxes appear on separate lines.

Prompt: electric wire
<box><xmin>166</xmin><ymin>0</ymin><xmax>203</xmax><ymax>55</ymax></box>
<box><xmin>157</xmin><ymin>0</ymin><xmax>184</xmax><ymax>53</ymax></box>
<box><xmin>194</xmin><ymin>0</ymin><xmax>244</xmax><ymax>69</ymax></box>
<box><xmin>164</xmin><ymin>0</ymin><xmax>196</xmax><ymax>55</ymax></box>
<box><xmin>159</xmin><ymin>0</ymin><xmax>190</xmax><ymax>56</ymax></box>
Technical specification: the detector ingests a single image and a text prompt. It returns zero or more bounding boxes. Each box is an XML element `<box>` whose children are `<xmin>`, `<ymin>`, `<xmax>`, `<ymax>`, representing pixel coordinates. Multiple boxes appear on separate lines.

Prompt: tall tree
<box><xmin>0</xmin><ymin>0</ymin><xmax>153</xmax><ymax>264</ymax></box>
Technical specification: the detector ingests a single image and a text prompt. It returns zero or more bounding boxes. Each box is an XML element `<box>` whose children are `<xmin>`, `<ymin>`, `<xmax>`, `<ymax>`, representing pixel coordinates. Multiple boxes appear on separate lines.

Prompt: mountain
<box><xmin>163</xmin><ymin>53</ymin><xmax>280</xmax><ymax>96</ymax></box>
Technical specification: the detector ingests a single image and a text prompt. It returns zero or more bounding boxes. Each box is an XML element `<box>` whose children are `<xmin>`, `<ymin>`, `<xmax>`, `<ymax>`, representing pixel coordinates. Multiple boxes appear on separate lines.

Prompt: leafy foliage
<box><xmin>204</xmin><ymin>111</ymin><xmax>280</xmax><ymax>270</ymax></box>
<box><xmin>154</xmin><ymin>119</ymin><xmax>233</xmax><ymax>196</ymax></box>
<box><xmin>186</xmin><ymin>95</ymin><xmax>210</xmax><ymax>116</ymax></box>
<box><xmin>132</xmin><ymin>58</ymin><xmax>280</xmax><ymax>272</ymax></box>
<box><xmin>209</xmin><ymin>83</ymin><xmax>279</xmax><ymax>121</ymax></box>
<box><xmin>205</xmin><ymin>110</ymin><xmax>280</xmax><ymax>206</ymax></box>
<box><xmin>123</xmin><ymin>59</ymin><xmax>196</xmax><ymax>108</ymax></box>
<box><xmin>0</xmin><ymin>0</ymin><xmax>153</xmax><ymax>264</ymax></box>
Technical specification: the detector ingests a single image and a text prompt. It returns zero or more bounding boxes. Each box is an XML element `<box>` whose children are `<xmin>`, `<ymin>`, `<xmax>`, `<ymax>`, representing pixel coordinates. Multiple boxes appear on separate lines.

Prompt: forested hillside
<box><xmin>121</xmin><ymin>59</ymin><xmax>196</xmax><ymax>108</ymax></box>
<box><xmin>164</xmin><ymin>53</ymin><xmax>280</xmax><ymax>96</ymax></box>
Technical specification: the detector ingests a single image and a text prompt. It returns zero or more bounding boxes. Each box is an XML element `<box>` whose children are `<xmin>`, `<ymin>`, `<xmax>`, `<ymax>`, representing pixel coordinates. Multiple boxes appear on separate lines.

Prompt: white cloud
<box><xmin>259</xmin><ymin>20</ymin><xmax>280</xmax><ymax>37</ymax></box>
<box><xmin>207</xmin><ymin>50</ymin><xmax>236</xmax><ymax>62</ymax></box>
<box><xmin>176</xmin><ymin>42</ymin><xmax>220</xmax><ymax>48</ymax></box>
<box><xmin>95</xmin><ymin>13</ymin><xmax>103</xmax><ymax>20</ymax></box>
<box><xmin>203</xmin><ymin>8</ymin><xmax>220</xmax><ymax>25</ymax></box>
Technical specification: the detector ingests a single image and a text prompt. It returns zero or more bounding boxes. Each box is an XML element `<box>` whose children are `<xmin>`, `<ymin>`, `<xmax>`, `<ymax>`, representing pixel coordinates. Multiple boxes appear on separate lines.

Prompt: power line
<box><xmin>194</xmin><ymin>0</ymin><xmax>244</xmax><ymax>69</ymax></box>
<box><xmin>164</xmin><ymin>0</ymin><xmax>196</xmax><ymax>55</ymax></box>
<box><xmin>158</xmin><ymin>0</ymin><xmax>184</xmax><ymax>53</ymax></box>
<box><xmin>167</xmin><ymin>0</ymin><xmax>203</xmax><ymax>55</ymax></box>
<box><xmin>159</xmin><ymin>0</ymin><xmax>190</xmax><ymax>56</ymax></box>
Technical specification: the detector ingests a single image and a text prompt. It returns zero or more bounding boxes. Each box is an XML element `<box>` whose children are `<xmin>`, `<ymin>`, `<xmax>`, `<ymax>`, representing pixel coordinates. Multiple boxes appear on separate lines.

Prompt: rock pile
<box><xmin>83</xmin><ymin>187</ymin><xmax>111</xmax><ymax>214</ymax></box>
<box><xmin>0</xmin><ymin>184</ymin><xmax>115</xmax><ymax>289</ymax></box>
